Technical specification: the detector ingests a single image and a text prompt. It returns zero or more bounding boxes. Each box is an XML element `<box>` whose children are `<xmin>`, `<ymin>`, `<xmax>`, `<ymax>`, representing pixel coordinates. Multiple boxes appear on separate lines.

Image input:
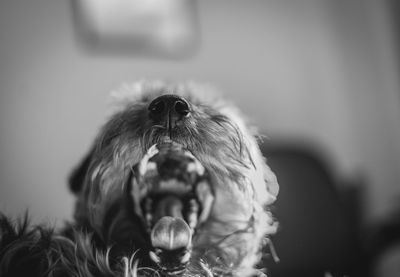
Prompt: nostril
<box><xmin>148</xmin><ymin>95</ymin><xmax>191</xmax><ymax>121</ymax></box>
<box><xmin>149</xmin><ymin>100</ymin><xmax>166</xmax><ymax>115</ymax></box>
<box><xmin>174</xmin><ymin>100</ymin><xmax>190</xmax><ymax>117</ymax></box>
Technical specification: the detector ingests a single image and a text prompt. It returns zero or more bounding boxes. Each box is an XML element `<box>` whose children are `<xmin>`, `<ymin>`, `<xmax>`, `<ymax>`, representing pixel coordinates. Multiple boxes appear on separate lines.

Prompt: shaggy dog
<box><xmin>0</xmin><ymin>81</ymin><xmax>279</xmax><ymax>277</ymax></box>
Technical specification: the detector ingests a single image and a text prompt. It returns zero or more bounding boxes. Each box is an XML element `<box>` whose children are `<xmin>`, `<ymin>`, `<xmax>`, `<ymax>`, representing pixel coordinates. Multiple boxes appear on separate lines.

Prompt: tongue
<box><xmin>150</xmin><ymin>194</ymin><xmax>193</xmax><ymax>250</ymax></box>
<box><xmin>151</xmin><ymin>216</ymin><xmax>192</xmax><ymax>251</ymax></box>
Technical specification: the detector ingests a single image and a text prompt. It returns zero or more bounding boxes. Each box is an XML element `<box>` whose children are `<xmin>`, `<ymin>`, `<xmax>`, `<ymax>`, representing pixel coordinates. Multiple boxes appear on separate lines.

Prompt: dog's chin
<box><xmin>129</xmin><ymin>140</ymin><xmax>214</xmax><ymax>274</ymax></box>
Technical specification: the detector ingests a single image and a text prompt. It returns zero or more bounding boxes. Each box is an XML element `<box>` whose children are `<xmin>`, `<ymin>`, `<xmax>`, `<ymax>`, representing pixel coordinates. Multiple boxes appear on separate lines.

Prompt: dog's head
<box><xmin>69</xmin><ymin>81</ymin><xmax>278</xmax><ymax>276</ymax></box>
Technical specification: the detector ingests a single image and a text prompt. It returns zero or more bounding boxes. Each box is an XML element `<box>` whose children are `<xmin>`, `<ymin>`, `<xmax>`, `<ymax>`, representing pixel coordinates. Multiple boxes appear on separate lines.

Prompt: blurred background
<box><xmin>1</xmin><ymin>0</ymin><xmax>400</xmax><ymax>276</ymax></box>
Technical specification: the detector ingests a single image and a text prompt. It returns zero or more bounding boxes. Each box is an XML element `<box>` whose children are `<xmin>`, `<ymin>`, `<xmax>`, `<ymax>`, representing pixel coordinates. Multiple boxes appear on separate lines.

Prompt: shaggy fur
<box><xmin>0</xmin><ymin>81</ymin><xmax>279</xmax><ymax>277</ymax></box>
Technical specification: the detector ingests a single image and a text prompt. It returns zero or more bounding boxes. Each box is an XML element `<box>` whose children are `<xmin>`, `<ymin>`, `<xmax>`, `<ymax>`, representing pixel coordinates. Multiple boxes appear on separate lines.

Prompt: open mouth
<box><xmin>130</xmin><ymin>141</ymin><xmax>214</xmax><ymax>274</ymax></box>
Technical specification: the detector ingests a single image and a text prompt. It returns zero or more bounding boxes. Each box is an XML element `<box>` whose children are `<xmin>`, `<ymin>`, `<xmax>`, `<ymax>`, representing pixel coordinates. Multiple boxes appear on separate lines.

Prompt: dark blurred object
<box><xmin>71</xmin><ymin>0</ymin><xmax>200</xmax><ymax>58</ymax></box>
<box><xmin>260</xmin><ymin>142</ymin><xmax>364</xmax><ymax>277</ymax></box>
<box><xmin>368</xmin><ymin>204</ymin><xmax>400</xmax><ymax>277</ymax></box>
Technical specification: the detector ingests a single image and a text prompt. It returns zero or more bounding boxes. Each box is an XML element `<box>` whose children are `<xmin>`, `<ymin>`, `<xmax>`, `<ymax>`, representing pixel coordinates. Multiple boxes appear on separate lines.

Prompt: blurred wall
<box><xmin>0</xmin><ymin>0</ymin><xmax>399</xmax><ymax>225</ymax></box>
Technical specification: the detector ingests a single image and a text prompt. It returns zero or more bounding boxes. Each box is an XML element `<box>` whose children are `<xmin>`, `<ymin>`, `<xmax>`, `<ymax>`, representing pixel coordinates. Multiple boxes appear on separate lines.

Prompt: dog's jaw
<box><xmin>71</xmin><ymin>81</ymin><xmax>279</xmax><ymax>277</ymax></box>
<box><xmin>130</xmin><ymin>141</ymin><xmax>215</xmax><ymax>275</ymax></box>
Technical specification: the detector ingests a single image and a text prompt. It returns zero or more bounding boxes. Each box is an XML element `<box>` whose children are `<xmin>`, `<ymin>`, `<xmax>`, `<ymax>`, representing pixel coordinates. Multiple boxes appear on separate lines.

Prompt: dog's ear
<box><xmin>69</xmin><ymin>147</ymin><xmax>94</xmax><ymax>194</ymax></box>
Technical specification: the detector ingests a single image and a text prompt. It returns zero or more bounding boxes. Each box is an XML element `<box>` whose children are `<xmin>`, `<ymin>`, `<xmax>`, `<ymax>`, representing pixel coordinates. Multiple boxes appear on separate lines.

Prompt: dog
<box><xmin>0</xmin><ymin>81</ymin><xmax>279</xmax><ymax>277</ymax></box>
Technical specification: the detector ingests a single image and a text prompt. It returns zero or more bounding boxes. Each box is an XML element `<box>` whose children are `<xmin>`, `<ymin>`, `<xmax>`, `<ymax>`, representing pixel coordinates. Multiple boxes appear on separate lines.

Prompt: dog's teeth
<box><xmin>144</xmin><ymin>198</ymin><xmax>153</xmax><ymax>229</ymax></box>
<box><xmin>198</xmin><ymin>194</ymin><xmax>213</xmax><ymax>223</ymax></box>
<box><xmin>131</xmin><ymin>178</ymin><xmax>144</xmax><ymax>218</ymax></box>
<box><xmin>187</xmin><ymin>199</ymin><xmax>199</xmax><ymax>229</ymax></box>
<box><xmin>180</xmin><ymin>250</ymin><xmax>191</xmax><ymax>264</ymax></box>
<box><xmin>186</xmin><ymin>159</ymin><xmax>205</xmax><ymax>176</ymax></box>
<box><xmin>149</xmin><ymin>251</ymin><xmax>160</xmax><ymax>264</ymax></box>
<box><xmin>146</xmin><ymin>214</ymin><xmax>153</xmax><ymax>231</ymax></box>
<box><xmin>196</xmin><ymin>181</ymin><xmax>214</xmax><ymax>224</ymax></box>
<box><xmin>138</xmin><ymin>145</ymin><xmax>159</xmax><ymax>175</ymax></box>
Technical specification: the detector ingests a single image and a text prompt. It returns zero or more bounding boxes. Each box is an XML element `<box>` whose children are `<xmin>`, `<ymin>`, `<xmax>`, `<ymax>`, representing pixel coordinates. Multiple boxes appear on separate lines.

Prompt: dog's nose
<box><xmin>148</xmin><ymin>95</ymin><xmax>190</xmax><ymax>127</ymax></box>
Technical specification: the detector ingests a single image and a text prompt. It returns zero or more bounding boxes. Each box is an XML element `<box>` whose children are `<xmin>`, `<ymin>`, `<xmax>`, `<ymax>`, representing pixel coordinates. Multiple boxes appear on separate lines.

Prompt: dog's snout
<box><xmin>148</xmin><ymin>95</ymin><xmax>190</xmax><ymax>127</ymax></box>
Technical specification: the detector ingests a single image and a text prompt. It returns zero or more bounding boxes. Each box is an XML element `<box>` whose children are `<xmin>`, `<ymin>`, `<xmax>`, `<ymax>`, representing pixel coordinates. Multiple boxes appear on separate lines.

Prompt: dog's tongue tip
<box><xmin>151</xmin><ymin>216</ymin><xmax>192</xmax><ymax>250</ymax></box>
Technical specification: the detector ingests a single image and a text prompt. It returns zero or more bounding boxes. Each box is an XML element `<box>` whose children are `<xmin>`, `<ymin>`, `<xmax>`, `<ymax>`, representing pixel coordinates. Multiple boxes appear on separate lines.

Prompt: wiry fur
<box><xmin>0</xmin><ymin>214</ymin><xmax>161</xmax><ymax>277</ymax></box>
<box><xmin>0</xmin><ymin>81</ymin><xmax>279</xmax><ymax>277</ymax></box>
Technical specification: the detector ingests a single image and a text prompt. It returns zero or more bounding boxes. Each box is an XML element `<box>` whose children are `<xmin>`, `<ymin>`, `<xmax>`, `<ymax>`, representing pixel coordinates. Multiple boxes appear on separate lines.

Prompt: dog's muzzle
<box><xmin>131</xmin><ymin>141</ymin><xmax>214</xmax><ymax>275</ymax></box>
